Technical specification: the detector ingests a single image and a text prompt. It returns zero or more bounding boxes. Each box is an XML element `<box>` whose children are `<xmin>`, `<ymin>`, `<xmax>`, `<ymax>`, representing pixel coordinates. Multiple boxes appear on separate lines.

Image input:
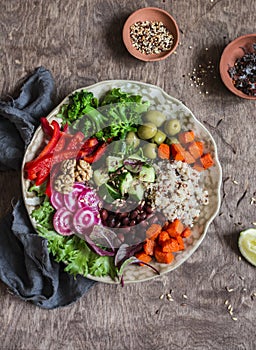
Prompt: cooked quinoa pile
<box><xmin>148</xmin><ymin>160</ymin><xmax>209</xmax><ymax>227</ymax></box>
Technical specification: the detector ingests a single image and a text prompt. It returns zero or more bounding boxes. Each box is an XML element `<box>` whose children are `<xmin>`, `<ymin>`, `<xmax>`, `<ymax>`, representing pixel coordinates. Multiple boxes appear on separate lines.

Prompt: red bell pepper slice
<box><xmin>80</xmin><ymin>143</ymin><xmax>107</xmax><ymax>164</ymax></box>
<box><xmin>40</xmin><ymin>117</ymin><xmax>54</xmax><ymax>137</ymax></box>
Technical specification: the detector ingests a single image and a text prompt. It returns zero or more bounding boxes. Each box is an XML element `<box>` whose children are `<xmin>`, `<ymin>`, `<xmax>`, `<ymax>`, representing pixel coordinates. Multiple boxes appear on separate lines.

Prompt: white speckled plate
<box><xmin>21</xmin><ymin>80</ymin><xmax>222</xmax><ymax>284</ymax></box>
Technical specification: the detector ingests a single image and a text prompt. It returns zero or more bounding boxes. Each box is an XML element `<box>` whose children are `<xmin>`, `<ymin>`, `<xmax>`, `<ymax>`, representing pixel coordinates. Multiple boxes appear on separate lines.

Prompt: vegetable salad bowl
<box><xmin>22</xmin><ymin>80</ymin><xmax>222</xmax><ymax>284</ymax></box>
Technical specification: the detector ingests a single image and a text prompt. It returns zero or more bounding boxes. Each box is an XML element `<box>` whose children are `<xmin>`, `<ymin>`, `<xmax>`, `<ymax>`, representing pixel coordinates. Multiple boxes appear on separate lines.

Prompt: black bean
<box><xmin>130</xmin><ymin>220</ymin><xmax>136</xmax><ymax>226</ymax></box>
<box><xmin>115</xmin><ymin>221</ymin><xmax>121</xmax><ymax>228</ymax></box>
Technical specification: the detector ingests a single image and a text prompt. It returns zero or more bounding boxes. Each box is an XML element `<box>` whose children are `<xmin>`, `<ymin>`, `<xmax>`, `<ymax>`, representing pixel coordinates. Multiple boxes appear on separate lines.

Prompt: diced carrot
<box><xmin>188</xmin><ymin>142</ymin><xmax>202</xmax><ymax>159</ymax></box>
<box><xmin>158</xmin><ymin>143</ymin><xmax>170</xmax><ymax>159</ymax></box>
<box><xmin>183</xmin><ymin>151</ymin><xmax>196</xmax><ymax>164</ymax></box>
<box><xmin>154</xmin><ymin>246</ymin><xmax>174</xmax><ymax>264</ymax></box>
<box><xmin>170</xmin><ymin>143</ymin><xmax>185</xmax><ymax>161</ymax></box>
<box><xmin>162</xmin><ymin>239</ymin><xmax>180</xmax><ymax>253</ymax></box>
<box><xmin>143</xmin><ymin>239</ymin><xmax>156</xmax><ymax>256</ymax></box>
<box><xmin>193</xmin><ymin>161</ymin><xmax>205</xmax><ymax>172</ymax></box>
<box><xmin>146</xmin><ymin>224</ymin><xmax>162</xmax><ymax>240</ymax></box>
<box><xmin>158</xmin><ymin>231</ymin><xmax>170</xmax><ymax>246</ymax></box>
<box><xmin>176</xmin><ymin>235</ymin><xmax>185</xmax><ymax>250</ymax></box>
<box><xmin>181</xmin><ymin>227</ymin><xmax>192</xmax><ymax>238</ymax></box>
<box><xmin>135</xmin><ymin>251</ymin><xmax>152</xmax><ymax>265</ymax></box>
<box><xmin>200</xmin><ymin>153</ymin><xmax>214</xmax><ymax>169</ymax></box>
<box><xmin>166</xmin><ymin>219</ymin><xmax>184</xmax><ymax>236</ymax></box>
<box><xmin>195</xmin><ymin>141</ymin><xmax>204</xmax><ymax>156</ymax></box>
<box><xmin>178</xmin><ymin>130</ymin><xmax>195</xmax><ymax>144</ymax></box>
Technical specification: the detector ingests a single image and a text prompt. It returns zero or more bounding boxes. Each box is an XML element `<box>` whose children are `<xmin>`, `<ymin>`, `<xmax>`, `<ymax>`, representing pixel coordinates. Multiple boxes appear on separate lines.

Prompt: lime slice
<box><xmin>238</xmin><ymin>228</ymin><xmax>256</xmax><ymax>266</ymax></box>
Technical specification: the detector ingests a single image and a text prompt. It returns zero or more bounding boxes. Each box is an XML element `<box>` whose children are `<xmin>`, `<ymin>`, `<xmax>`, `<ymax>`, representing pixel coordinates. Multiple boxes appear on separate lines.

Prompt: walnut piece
<box><xmin>75</xmin><ymin>160</ymin><xmax>92</xmax><ymax>182</ymax></box>
<box><xmin>54</xmin><ymin>159</ymin><xmax>76</xmax><ymax>194</ymax></box>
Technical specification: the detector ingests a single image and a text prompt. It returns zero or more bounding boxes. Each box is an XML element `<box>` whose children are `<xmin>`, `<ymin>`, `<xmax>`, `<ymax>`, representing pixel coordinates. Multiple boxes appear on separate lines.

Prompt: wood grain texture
<box><xmin>0</xmin><ymin>0</ymin><xmax>256</xmax><ymax>349</ymax></box>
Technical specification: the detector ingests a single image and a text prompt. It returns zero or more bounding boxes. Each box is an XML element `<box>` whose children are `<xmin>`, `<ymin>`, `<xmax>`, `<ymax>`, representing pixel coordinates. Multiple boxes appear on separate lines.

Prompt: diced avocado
<box><xmin>139</xmin><ymin>165</ymin><xmax>155</xmax><ymax>183</ymax></box>
<box><xmin>119</xmin><ymin>172</ymin><xmax>133</xmax><ymax>196</ymax></box>
<box><xmin>93</xmin><ymin>168</ymin><xmax>109</xmax><ymax>187</ymax></box>
<box><xmin>99</xmin><ymin>183</ymin><xmax>121</xmax><ymax>203</ymax></box>
<box><xmin>128</xmin><ymin>182</ymin><xmax>144</xmax><ymax>201</ymax></box>
<box><xmin>106</xmin><ymin>156</ymin><xmax>123</xmax><ymax>172</ymax></box>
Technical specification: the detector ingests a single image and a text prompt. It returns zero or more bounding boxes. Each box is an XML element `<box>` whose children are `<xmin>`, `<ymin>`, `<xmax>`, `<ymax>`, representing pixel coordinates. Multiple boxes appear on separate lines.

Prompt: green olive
<box><xmin>137</xmin><ymin>123</ymin><xmax>157</xmax><ymax>140</ymax></box>
<box><xmin>142</xmin><ymin>143</ymin><xmax>157</xmax><ymax>159</ymax></box>
<box><xmin>151</xmin><ymin>130</ymin><xmax>166</xmax><ymax>145</ymax></box>
<box><xmin>126</xmin><ymin>131</ymin><xmax>140</xmax><ymax>148</ymax></box>
<box><xmin>143</xmin><ymin>110</ymin><xmax>167</xmax><ymax>127</ymax></box>
<box><xmin>165</xmin><ymin>137</ymin><xmax>179</xmax><ymax>145</ymax></box>
<box><xmin>164</xmin><ymin>119</ymin><xmax>181</xmax><ymax>136</ymax></box>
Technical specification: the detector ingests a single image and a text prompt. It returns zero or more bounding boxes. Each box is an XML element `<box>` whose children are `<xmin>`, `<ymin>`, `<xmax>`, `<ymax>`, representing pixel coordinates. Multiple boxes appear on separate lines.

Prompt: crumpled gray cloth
<box><xmin>0</xmin><ymin>67</ymin><xmax>96</xmax><ymax>308</ymax></box>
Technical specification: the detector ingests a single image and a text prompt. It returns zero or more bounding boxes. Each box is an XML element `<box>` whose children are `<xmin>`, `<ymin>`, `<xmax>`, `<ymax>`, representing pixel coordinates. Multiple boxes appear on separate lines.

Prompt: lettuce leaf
<box><xmin>32</xmin><ymin>198</ymin><xmax>117</xmax><ymax>279</ymax></box>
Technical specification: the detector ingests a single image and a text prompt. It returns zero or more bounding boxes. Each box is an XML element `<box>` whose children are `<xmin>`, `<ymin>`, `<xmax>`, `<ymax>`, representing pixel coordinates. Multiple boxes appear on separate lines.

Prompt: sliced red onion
<box><xmin>73</xmin><ymin>206</ymin><xmax>101</xmax><ymax>235</ymax></box>
<box><xmin>50</xmin><ymin>191</ymin><xmax>64</xmax><ymax>210</ymax></box>
<box><xmin>53</xmin><ymin>207</ymin><xmax>74</xmax><ymax>236</ymax></box>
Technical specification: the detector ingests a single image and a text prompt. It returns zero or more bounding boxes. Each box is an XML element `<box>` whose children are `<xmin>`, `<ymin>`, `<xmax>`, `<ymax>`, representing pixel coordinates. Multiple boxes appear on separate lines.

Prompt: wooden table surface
<box><xmin>0</xmin><ymin>1</ymin><xmax>255</xmax><ymax>349</ymax></box>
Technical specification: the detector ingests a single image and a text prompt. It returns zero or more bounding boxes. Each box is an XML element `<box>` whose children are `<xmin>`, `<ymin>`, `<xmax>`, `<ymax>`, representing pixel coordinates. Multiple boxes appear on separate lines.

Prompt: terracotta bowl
<box><xmin>219</xmin><ymin>33</ymin><xmax>256</xmax><ymax>100</ymax></box>
<box><xmin>122</xmin><ymin>7</ymin><xmax>179</xmax><ymax>62</ymax></box>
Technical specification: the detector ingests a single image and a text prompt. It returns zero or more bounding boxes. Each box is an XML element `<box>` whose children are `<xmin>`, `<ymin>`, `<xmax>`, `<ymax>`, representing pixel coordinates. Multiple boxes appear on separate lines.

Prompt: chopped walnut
<box><xmin>75</xmin><ymin>160</ymin><xmax>92</xmax><ymax>182</ymax></box>
<box><xmin>54</xmin><ymin>159</ymin><xmax>76</xmax><ymax>194</ymax></box>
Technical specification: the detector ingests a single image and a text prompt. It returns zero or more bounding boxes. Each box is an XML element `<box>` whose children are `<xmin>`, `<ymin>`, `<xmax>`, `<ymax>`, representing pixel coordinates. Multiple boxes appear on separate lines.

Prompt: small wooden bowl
<box><xmin>122</xmin><ymin>7</ymin><xmax>179</xmax><ymax>62</ymax></box>
<box><xmin>219</xmin><ymin>34</ymin><xmax>256</xmax><ymax>100</ymax></box>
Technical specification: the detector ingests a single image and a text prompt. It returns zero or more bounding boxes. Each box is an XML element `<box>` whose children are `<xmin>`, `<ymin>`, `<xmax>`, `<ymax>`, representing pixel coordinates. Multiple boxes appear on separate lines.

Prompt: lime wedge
<box><xmin>238</xmin><ymin>228</ymin><xmax>256</xmax><ymax>267</ymax></box>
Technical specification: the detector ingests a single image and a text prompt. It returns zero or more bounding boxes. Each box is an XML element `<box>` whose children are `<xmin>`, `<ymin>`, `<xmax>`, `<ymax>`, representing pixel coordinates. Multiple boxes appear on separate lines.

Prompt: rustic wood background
<box><xmin>0</xmin><ymin>1</ymin><xmax>256</xmax><ymax>349</ymax></box>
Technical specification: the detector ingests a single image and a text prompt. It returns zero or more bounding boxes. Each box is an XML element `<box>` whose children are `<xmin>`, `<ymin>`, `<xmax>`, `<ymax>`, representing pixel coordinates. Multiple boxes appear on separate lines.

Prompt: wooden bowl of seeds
<box><xmin>122</xmin><ymin>7</ymin><xmax>179</xmax><ymax>62</ymax></box>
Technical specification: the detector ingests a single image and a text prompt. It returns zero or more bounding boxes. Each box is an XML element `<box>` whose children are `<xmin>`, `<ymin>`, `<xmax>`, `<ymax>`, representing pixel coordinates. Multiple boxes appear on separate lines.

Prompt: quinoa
<box><xmin>148</xmin><ymin>160</ymin><xmax>209</xmax><ymax>227</ymax></box>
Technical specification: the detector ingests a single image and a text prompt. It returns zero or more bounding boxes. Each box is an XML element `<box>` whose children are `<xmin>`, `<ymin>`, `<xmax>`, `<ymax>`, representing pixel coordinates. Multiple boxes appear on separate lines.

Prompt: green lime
<box><xmin>238</xmin><ymin>228</ymin><xmax>256</xmax><ymax>267</ymax></box>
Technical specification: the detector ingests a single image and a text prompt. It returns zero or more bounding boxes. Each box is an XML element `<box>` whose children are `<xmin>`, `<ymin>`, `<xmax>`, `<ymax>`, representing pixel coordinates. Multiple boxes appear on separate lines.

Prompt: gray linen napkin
<box><xmin>0</xmin><ymin>67</ymin><xmax>96</xmax><ymax>308</ymax></box>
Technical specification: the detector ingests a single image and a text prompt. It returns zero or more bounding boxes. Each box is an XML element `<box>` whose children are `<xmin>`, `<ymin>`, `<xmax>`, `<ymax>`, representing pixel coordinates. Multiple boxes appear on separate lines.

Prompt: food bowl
<box><xmin>122</xmin><ymin>7</ymin><xmax>179</xmax><ymax>62</ymax></box>
<box><xmin>219</xmin><ymin>33</ymin><xmax>256</xmax><ymax>100</ymax></box>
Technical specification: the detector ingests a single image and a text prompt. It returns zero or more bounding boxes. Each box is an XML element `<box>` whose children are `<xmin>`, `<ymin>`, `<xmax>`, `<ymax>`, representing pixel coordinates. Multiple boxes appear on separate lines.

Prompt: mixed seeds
<box><xmin>228</xmin><ymin>43</ymin><xmax>256</xmax><ymax>96</ymax></box>
<box><xmin>130</xmin><ymin>21</ymin><xmax>174</xmax><ymax>55</ymax></box>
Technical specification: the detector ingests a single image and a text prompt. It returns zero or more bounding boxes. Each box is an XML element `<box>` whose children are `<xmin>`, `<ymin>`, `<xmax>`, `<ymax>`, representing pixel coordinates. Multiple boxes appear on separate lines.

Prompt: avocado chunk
<box><xmin>139</xmin><ymin>165</ymin><xmax>155</xmax><ymax>183</ymax></box>
<box><xmin>106</xmin><ymin>156</ymin><xmax>123</xmax><ymax>172</ymax></box>
<box><xmin>93</xmin><ymin>168</ymin><xmax>109</xmax><ymax>187</ymax></box>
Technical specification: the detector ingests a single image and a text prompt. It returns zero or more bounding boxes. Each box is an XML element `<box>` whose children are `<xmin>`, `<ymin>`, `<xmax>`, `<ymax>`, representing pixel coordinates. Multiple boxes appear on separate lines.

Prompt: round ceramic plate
<box><xmin>22</xmin><ymin>80</ymin><xmax>222</xmax><ymax>284</ymax></box>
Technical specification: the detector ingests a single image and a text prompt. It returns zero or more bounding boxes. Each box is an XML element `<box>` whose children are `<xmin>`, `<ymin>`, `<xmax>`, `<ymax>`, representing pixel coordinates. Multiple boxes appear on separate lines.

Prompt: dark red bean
<box><xmin>136</xmin><ymin>214</ymin><xmax>141</xmax><ymax>222</ymax></box>
<box><xmin>100</xmin><ymin>209</ymin><xmax>108</xmax><ymax>221</ymax></box>
<box><xmin>130</xmin><ymin>210</ymin><xmax>139</xmax><ymax>219</ymax></box>
<box><xmin>115</xmin><ymin>221</ymin><xmax>121</xmax><ymax>228</ymax></box>
<box><xmin>119</xmin><ymin>212</ymin><xmax>128</xmax><ymax>219</ymax></box>
<box><xmin>145</xmin><ymin>205</ymin><xmax>153</xmax><ymax>214</ymax></box>
<box><xmin>107</xmin><ymin>215</ymin><xmax>116</xmax><ymax>228</ymax></box>
<box><xmin>130</xmin><ymin>220</ymin><xmax>136</xmax><ymax>226</ymax></box>
<box><xmin>140</xmin><ymin>212</ymin><xmax>147</xmax><ymax>221</ymax></box>
<box><xmin>122</xmin><ymin>217</ymin><xmax>130</xmax><ymax>226</ymax></box>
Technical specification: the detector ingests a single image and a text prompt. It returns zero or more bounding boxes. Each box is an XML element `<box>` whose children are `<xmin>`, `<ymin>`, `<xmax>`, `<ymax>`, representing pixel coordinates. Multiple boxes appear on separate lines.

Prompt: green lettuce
<box><xmin>31</xmin><ymin>198</ymin><xmax>117</xmax><ymax>279</ymax></box>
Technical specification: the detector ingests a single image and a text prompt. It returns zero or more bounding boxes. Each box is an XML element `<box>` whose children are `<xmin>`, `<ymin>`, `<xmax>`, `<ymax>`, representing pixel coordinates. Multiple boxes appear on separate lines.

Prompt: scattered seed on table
<box><xmin>232</xmin><ymin>317</ymin><xmax>238</xmax><ymax>321</ymax></box>
<box><xmin>130</xmin><ymin>21</ymin><xmax>174</xmax><ymax>55</ymax></box>
<box><xmin>224</xmin><ymin>300</ymin><xmax>229</xmax><ymax>305</ymax></box>
<box><xmin>159</xmin><ymin>294</ymin><xmax>165</xmax><ymax>300</ymax></box>
<box><xmin>226</xmin><ymin>287</ymin><xmax>234</xmax><ymax>292</ymax></box>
